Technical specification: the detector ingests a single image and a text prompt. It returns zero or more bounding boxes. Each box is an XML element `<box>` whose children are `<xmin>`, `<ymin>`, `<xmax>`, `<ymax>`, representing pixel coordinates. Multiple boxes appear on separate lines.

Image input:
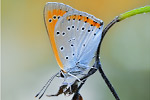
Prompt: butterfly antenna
<box><xmin>35</xmin><ymin>72</ymin><xmax>59</xmax><ymax>99</ymax></box>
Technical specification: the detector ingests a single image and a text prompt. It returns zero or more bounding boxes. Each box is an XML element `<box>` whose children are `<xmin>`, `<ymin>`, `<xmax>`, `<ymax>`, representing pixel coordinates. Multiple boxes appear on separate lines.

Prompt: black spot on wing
<box><xmin>60</xmin><ymin>46</ymin><xmax>64</xmax><ymax>51</ymax></box>
<box><xmin>56</xmin><ymin>31</ymin><xmax>60</xmax><ymax>35</ymax></box>
<box><xmin>49</xmin><ymin>19</ymin><xmax>52</xmax><ymax>22</ymax></box>
<box><xmin>53</xmin><ymin>15</ymin><xmax>56</xmax><ymax>19</ymax></box>
<box><xmin>65</xmin><ymin>56</ymin><xmax>69</xmax><ymax>59</ymax></box>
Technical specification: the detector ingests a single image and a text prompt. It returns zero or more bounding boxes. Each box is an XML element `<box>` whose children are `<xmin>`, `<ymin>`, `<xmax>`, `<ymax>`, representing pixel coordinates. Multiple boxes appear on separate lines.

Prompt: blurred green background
<box><xmin>1</xmin><ymin>0</ymin><xmax>150</xmax><ymax>100</ymax></box>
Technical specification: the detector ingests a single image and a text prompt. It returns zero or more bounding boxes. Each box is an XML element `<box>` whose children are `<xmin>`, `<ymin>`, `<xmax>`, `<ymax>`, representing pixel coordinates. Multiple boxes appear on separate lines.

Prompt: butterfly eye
<box><xmin>60</xmin><ymin>72</ymin><xmax>64</xmax><ymax>78</ymax></box>
<box><xmin>94</xmin><ymin>33</ymin><xmax>96</xmax><ymax>36</ymax></box>
<box><xmin>88</xmin><ymin>30</ymin><xmax>91</xmax><ymax>32</ymax></box>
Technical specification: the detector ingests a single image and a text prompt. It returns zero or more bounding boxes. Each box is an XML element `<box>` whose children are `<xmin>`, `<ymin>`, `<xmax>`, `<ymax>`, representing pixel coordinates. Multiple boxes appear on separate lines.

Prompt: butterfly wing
<box><xmin>54</xmin><ymin>11</ymin><xmax>103</xmax><ymax>72</ymax></box>
<box><xmin>44</xmin><ymin>2</ymin><xmax>77</xmax><ymax>70</ymax></box>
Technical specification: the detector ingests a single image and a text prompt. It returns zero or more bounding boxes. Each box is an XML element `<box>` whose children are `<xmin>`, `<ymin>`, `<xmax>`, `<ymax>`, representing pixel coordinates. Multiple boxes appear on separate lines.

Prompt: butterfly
<box><xmin>35</xmin><ymin>2</ymin><xmax>103</xmax><ymax>99</ymax></box>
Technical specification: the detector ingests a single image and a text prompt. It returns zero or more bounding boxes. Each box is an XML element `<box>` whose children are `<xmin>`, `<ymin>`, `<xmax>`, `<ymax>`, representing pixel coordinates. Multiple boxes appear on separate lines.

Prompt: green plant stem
<box><xmin>98</xmin><ymin>6</ymin><xmax>150</xmax><ymax>52</ymax></box>
<box><xmin>118</xmin><ymin>6</ymin><xmax>150</xmax><ymax>21</ymax></box>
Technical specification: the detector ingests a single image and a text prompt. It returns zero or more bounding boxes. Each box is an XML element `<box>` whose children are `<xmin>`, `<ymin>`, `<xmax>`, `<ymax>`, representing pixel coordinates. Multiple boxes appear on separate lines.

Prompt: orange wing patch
<box><xmin>45</xmin><ymin>9</ymin><xmax>67</xmax><ymax>71</ymax></box>
<box><xmin>67</xmin><ymin>15</ymin><xmax>102</xmax><ymax>28</ymax></box>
